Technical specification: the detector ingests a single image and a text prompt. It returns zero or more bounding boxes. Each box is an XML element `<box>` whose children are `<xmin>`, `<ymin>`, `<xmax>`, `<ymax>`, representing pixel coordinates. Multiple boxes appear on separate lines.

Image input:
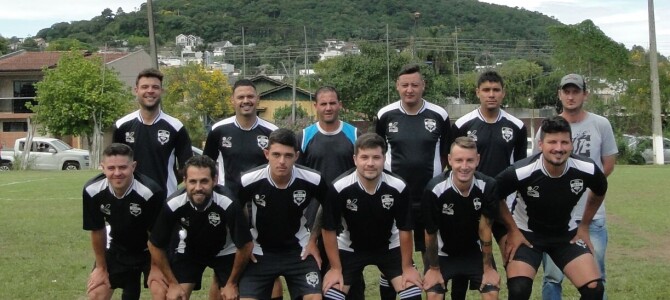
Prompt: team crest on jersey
<box><xmin>570</xmin><ymin>179</ymin><xmax>584</xmax><ymax>195</ymax></box>
<box><xmin>180</xmin><ymin>217</ymin><xmax>190</xmax><ymax>226</ymax></box>
<box><xmin>257</xmin><ymin>135</ymin><xmax>269</xmax><ymax>149</ymax></box>
<box><xmin>157</xmin><ymin>130</ymin><xmax>170</xmax><ymax>145</ymax></box>
<box><xmin>501</xmin><ymin>127</ymin><xmax>513</xmax><ymax>142</ymax></box>
<box><xmin>208</xmin><ymin>212</ymin><xmax>221</xmax><ymax>226</ymax></box>
<box><xmin>129</xmin><ymin>203</ymin><xmax>142</xmax><ymax>216</ymax></box>
<box><xmin>527</xmin><ymin>186</ymin><xmax>540</xmax><ymax>198</ymax></box>
<box><xmin>254</xmin><ymin>194</ymin><xmax>266</xmax><ymax>207</ymax></box>
<box><xmin>346</xmin><ymin>199</ymin><xmax>358</xmax><ymax>212</ymax></box>
<box><xmin>381</xmin><ymin>194</ymin><xmax>394</xmax><ymax>209</ymax></box>
<box><xmin>575</xmin><ymin>239</ymin><xmax>587</xmax><ymax>249</ymax></box>
<box><xmin>473</xmin><ymin>198</ymin><xmax>481</xmax><ymax>210</ymax></box>
<box><xmin>442</xmin><ymin>203</ymin><xmax>454</xmax><ymax>215</ymax></box>
<box><xmin>424</xmin><ymin>118</ymin><xmax>437</xmax><ymax>132</ymax></box>
<box><xmin>467</xmin><ymin>130</ymin><xmax>478</xmax><ymax>142</ymax></box>
<box><xmin>100</xmin><ymin>204</ymin><xmax>111</xmax><ymax>215</ymax></box>
<box><xmin>306</xmin><ymin>272</ymin><xmax>320</xmax><ymax>287</ymax></box>
<box><xmin>293</xmin><ymin>190</ymin><xmax>307</xmax><ymax>205</ymax></box>
<box><xmin>221</xmin><ymin>137</ymin><xmax>232</xmax><ymax>148</ymax></box>
<box><xmin>388</xmin><ymin>122</ymin><xmax>398</xmax><ymax>133</ymax></box>
<box><xmin>125</xmin><ymin>132</ymin><xmax>135</xmax><ymax>143</ymax></box>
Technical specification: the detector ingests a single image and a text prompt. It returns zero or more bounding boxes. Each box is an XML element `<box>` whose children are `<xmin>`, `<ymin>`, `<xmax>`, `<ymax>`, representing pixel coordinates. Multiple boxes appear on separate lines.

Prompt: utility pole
<box><xmin>648</xmin><ymin>0</ymin><xmax>664</xmax><ymax>164</ymax></box>
<box><xmin>146</xmin><ymin>0</ymin><xmax>158</xmax><ymax>68</ymax></box>
<box><xmin>242</xmin><ymin>27</ymin><xmax>246</xmax><ymax>78</ymax></box>
<box><xmin>386</xmin><ymin>23</ymin><xmax>391</xmax><ymax>104</ymax></box>
<box><xmin>455</xmin><ymin>26</ymin><xmax>461</xmax><ymax>100</ymax></box>
<box><xmin>411</xmin><ymin>12</ymin><xmax>421</xmax><ymax>59</ymax></box>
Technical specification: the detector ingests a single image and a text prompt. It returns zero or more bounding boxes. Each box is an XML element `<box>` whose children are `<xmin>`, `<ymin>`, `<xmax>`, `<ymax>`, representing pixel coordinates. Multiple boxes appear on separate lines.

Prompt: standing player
<box><xmin>83</xmin><ymin>143</ymin><xmax>165</xmax><ymax>300</ymax></box>
<box><xmin>297</xmin><ymin>86</ymin><xmax>364</xmax><ymax>299</ymax></box>
<box><xmin>148</xmin><ymin>155</ymin><xmax>253</xmax><ymax>300</ymax></box>
<box><xmin>540</xmin><ymin>74</ymin><xmax>617</xmax><ymax>300</ymax></box>
<box><xmin>376</xmin><ymin>64</ymin><xmax>450</xmax><ymax>299</ymax></box>
<box><xmin>422</xmin><ymin>137</ymin><xmax>499</xmax><ymax>300</ymax></box>
<box><xmin>497</xmin><ymin>116</ymin><xmax>607</xmax><ymax>300</ymax></box>
<box><xmin>450</xmin><ymin>71</ymin><xmax>526</xmax><ymax>298</ymax></box>
<box><xmin>203</xmin><ymin>79</ymin><xmax>281</xmax><ymax>300</ymax></box>
<box><xmin>113</xmin><ymin>68</ymin><xmax>193</xmax><ymax>196</ymax></box>
<box><xmin>321</xmin><ymin>133</ymin><xmax>423</xmax><ymax>300</ymax></box>
<box><xmin>237</xmin><ymin>129</ymin><xmax>327</xmax><ymax>300</ymax></box>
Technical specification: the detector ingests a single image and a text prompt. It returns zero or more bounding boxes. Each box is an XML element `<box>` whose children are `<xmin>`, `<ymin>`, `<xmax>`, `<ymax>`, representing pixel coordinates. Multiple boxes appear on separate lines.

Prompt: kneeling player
<box><xmin>321</xmin><ymin>133</ymin><xmax>423</xmax><ymax>300</ymax></box>
<box><xmin>422</xmin><ymin>137</ymin><xmax>499</xmax><ymax>300</ymax></box>
<box><xmin>148</xmin><ymin>155</ymin><xmax>253</xmax><ymax>300</ymax></box>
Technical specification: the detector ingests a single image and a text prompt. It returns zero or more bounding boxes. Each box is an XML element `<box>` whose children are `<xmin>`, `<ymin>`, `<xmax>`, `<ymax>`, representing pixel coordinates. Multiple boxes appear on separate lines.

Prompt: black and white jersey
<box><xmin>113</xmin><ymin>110</ymin><xmax>193</xmax><ymax>195</ymax></box>
<box><xmin>452</xmin><ymin>109</ymin><xmax>527</xmax><ymax>176</ymax></box>
<box><xmin>149</xmin><ymin>185</ymin><xmax>252</xmax><ymax>259</ymax></box>
<box><xmin>422</xmin><ymin>171</ymin><xmax>498</xmax><ymax>257</ymax></box>
<box><xmin>239</xmin><ymin>164</ymin><xmax>328</xmax><ymax>255</ymax></box>
<box><xmin>495</xmin><ymin>154</ymin><xmax>608</xmax><ymax>235</ymax></box>
<box><xmin>83</xmin><ymin>172</ymin><xmax>165</xmax><ymax>253</ymax></box>
<box><xmin>203</xmin><ymin>116</ymin><xmax>277</xmax><ymax>193</ymax></box>
<box><xmin>322</xmin><ymin>169</ymin><xmax>412</xmax><ymax>252</ymax></box>
<box><xmin>297</xmin><ymin>121</ymin><xmax>358</xmax><ymax>183</ymax></box>
<box><xmin>376</xmin><ymin>100</ymin><xmax>451</xmax><ymax>202</ymax></box>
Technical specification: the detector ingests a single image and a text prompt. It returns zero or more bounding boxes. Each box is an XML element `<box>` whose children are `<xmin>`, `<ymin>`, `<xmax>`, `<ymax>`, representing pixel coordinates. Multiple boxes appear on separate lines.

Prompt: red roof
<box><xmin>0</xmin><ymin>51</ymin><xmax>130</xmax><ymax>72</ymax></box>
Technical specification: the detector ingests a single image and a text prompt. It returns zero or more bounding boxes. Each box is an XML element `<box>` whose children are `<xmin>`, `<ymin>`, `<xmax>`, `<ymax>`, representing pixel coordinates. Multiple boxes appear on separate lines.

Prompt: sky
<box><xmin>1</xmin><ymin>0</ymin><xmax>668</xmax><ymax>56</ymax></box>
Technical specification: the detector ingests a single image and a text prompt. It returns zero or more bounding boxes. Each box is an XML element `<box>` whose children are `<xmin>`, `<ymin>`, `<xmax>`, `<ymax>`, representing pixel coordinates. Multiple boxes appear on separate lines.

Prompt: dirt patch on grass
<box><xmin>607</xmin><ymin>214</ymin><xmax>670</xmax><ymax>263</ymax></box>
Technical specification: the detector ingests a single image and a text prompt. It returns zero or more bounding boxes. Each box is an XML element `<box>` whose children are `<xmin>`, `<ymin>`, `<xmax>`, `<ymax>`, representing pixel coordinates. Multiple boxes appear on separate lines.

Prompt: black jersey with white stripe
<box><xmin>297</xmin><ymin>121</ymin><xmax>358</xmax><ymax>183</ymax></box>
<box><xmin>322</xmin><ymin>169</ymin><xmax>412</xmax><ymax>252</ymax></box>
<box><xmin>149</xmin><ymin>185</ymin><xmax>252</xmax><ymax>259</ymax></box>
<box><xmin>452</xmin><ymin>109</ymin><xmax>527</xmax><ymax>176</ymax></box>
<box><xmin>495</xmin><ymin>154</ymin><xmax>608</xmax><ymax>235</ymax></box>
<box><xmin>239</xmin><ymin>164</ymin><xmax>328</xmax><ymax>254</ymax></box>
<box><xmin>422</xmin><ymin>170</ymin><xmax>498</xmax><ymax>256</ymax></box>
<box><xmin>376</xmin><ymin>100</ymin><xmax>450</xmax><ymax>202</ymax></box>
<box><xmin>203</xmin><ymin>116</ymin><xmax>277</xmax><ymax>193</ymax></box>
<box><xmin>83</xmin><ymin>172</ymin><xmax>165</xmax><ymax>253</ymax></box>
<box><xmin>113</xmin><ymin>110</ymin><xmax>193</xmax><ymax>195</ymax></box>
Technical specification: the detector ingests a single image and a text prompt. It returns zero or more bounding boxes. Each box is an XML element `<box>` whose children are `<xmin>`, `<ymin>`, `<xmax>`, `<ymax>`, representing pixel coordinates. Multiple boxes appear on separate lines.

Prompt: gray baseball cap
<box><xmin>560</xmin><ymin>74</ymin><xmax>585</xmax><ymax>90</ymax></box>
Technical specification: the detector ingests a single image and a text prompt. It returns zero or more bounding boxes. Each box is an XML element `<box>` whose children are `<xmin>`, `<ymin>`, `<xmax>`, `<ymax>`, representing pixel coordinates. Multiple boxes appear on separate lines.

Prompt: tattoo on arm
<box><xmin>425</xmin><ymin>234</ymin><xmax>440</xmax><ymax>268</ymax></box>
<box><xmin>483</xmin><ymin>251</ymin><xmax>494</xmax><ymax>268</ymax></box>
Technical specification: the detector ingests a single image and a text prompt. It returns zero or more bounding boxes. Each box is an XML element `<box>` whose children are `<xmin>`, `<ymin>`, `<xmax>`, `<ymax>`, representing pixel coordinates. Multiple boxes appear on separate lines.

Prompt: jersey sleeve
<box><xmin>203</xmin><ymin>129</ymin><xmax>221</xmax><ymax>161</ymax></box>
<box><xmin>599</xmin><ymin>120</ymin><xmax>618</xmax><ymax>157</ymax></box>
<box><xmin>587</xmin><ymin>165</ymin><xmax>608</xmax><ymax>197</ymax></box>
<box><xmin>149</xmin><ymin>204</ymin><xmax>177</xmax><ymax>249</ymax></box>
<box><xmin>175</xmin><ymin>127</ymin><xmax>193</xmax><ymax>170</ymax></box>
<box><xmin>82</xmin><ymin>188</ymin><xmax>104</xmax><ymax>231</ymax></box>
<box><xmin>321</xmin><ymin>184</ymin><xmax>341</xmax><ymax>231</ymax></box>
<box><xmin>225</xmin><ymin>200</ymin><xmax>253</xmax><ymax>248</ymax></box>
<box><xmin>374</xmin><ymin>114</ymin><xmax>387</xmax><ymax>140</ymax></box>
<box><xmin>394</xmin><ymin>185</ymin><xmax>413</xmax><ymax>231</ymax></box>
<box><xmin>146</xmin><ymin>188</ymin><xmax>167</xmax><ymax>231</ymax></box>
<box><xmin>494</xmin><ymin>165</ymin><xmax>519</xmax><ymax>200</ymax></box>
<box><xmin>481</xmin><ymin>179</ymin><xmax>500</xmax><ymax>220</ymax></box>
<box><xmin>514</xmin><ymin>125</ymin><xmax>528</xmax><ymax>161</ymax></box>
<box><xmin>421</xmin><ymin>181</ymin><xmax>440</xmax><ymax>235</ymax></box>
<box><xmin>439</xmin><ymin>116</ymin><xmax>452</xmax><ymax>157</ymax></box>
<box><xmin>112</xmin><ymin>126</ymin><xmax>123</xmax><ymax>144</ymax></box>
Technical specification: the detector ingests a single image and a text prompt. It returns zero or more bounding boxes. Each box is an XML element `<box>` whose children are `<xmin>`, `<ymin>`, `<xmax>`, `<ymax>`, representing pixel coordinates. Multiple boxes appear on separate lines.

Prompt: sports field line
<box><xmin>0</xmin><ymin>177</ymin><xmax>51</xmax><ymax>187</ymax></box>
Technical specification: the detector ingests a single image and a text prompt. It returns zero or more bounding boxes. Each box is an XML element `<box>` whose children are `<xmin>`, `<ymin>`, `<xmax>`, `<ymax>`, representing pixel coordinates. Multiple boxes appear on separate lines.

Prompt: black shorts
<box><xmin>339</xmin><ymin>247</ymin><xmax>403</xmax><ymax>287</ymax></box>
<box><xmin>425</xmin><ymin>253</ymin><xmax>497</xmax><ymax>293</ymax></box>
<box><xmin>513</xmin><ymin>230</ymin><xmax>592</xmax><ymax>271</ymax></box>
<box><xmin>98</xmin><ymin>248</ymin><xmax>150</xmax><ymax>290</ymax></box>
<box><xmin>170</xmin><ymin>254</ymin><xmax>235</xmax><ymax>286</ymax></box>
<box><xmin>239</xmin><ymin>249</ymin><xmax>321</xmax><ymax>299</ymax></box>
<box><xmin>492</xmin><ymin>221</ymin><xmax>508</xmax><ymax>243</ymax></box>
<box><xmin>411</xmin><ymin>205</ymin><xmax>425</xmax><ymax>252</ymax></box>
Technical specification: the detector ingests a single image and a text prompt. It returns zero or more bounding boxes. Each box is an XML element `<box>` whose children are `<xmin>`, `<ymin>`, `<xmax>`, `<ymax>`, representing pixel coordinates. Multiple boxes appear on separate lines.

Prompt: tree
<box><xmin>0</xmin><ymin>35</ymin><xmax>9</xmax><ymax>55</ymax></box>
<box><xmin>162</xmin><ymin>64</ymin><xmax>234</xmax><ymax>147</ymax></box>
<box><xmin>45</xmin><ymin>38</ymin><xmax>95</xmax><ymax>51</ymax></box>
<box><xmin>31</xmin><ymin>51</ymin><xmax>133</xmax><ymax>167</ymax></box>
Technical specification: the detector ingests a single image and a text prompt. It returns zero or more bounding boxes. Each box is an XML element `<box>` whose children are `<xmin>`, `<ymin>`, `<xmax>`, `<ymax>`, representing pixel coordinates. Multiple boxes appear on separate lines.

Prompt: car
<box><xmin>2</xmin><ymin>137</ymin><xmax>90</xmax><ymax>170</ymax></box>
<box><xmin>527</xmin><ymin>137</ymin><xmax>534</xmax><ymax>158</ymax></box>
<box><xmin>633</xmin><ymin>136</ymin><xmax>670</xmax><ymax>164</ymax></box>
<box><xmin>192</xmin><ymin>146</ymin><xmax>203</xmax><ymax>156</ymax></box>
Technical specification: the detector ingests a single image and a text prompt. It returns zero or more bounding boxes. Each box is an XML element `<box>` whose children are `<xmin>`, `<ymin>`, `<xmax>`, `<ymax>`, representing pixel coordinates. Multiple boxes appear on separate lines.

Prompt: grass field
<box><xmin>1</xmin><ymin>165</ymin><xmax>669</xmax><ymax>299</ymax></box>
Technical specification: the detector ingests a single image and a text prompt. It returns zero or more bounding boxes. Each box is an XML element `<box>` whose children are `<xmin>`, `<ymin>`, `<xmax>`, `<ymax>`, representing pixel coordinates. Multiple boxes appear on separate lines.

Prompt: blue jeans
<box><xmin>542</xmin><ymin>218</ymin><xmax>608</xmax><ymax>300</ymax></box>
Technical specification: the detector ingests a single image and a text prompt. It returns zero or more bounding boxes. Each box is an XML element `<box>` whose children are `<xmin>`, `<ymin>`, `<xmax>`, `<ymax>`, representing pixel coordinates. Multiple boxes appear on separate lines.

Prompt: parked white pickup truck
<box><xmin>0</xmin><ymin>137</ymin><xmax>90</xmax><ymax>170</ymax></box>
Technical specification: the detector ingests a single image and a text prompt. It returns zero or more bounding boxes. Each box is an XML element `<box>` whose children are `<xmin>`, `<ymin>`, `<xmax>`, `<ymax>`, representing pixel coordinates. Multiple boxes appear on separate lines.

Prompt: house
<box><xmin>247</xmin><ymin>75</ymin><xmax>315</xmax><ymax>121</ymax></box>
<box><xmin>211</xmin><ymin>41</ymin><xmax>234</xmax><ymax>56</ymax></box>
<box><xmin>175</xmin><ymin>34</ymin><xmax>204</xmax><ymax>52</ymax></box>
<box><xmin>0</xmin><ymin>50</ymin><xmax>152</xmax><ymax>149</ymax></box>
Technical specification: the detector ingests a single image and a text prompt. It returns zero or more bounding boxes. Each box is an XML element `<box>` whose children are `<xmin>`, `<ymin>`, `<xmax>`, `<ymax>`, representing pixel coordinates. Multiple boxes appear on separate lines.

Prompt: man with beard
<box><xmin>83</xmin><ymin>143</ymin><xmax>165</xmax><ymax>300</ymax></box>
<box><xmin>497</xmin><ymin>116</ymin><xmax>607</xmax><ymax>300</ymax></box>
<box><xmin>539</xmin><ymin>74</ymin><xmax>617</xmax><ymax>300</ymax></box>
<box><xmin>148</xmin><ymin>155</ymin><xmax>253</xmax><ymax>300</ymax></box>
<box><xmin>113</xmin><ymin>68</ymin><xmax>193</xmax><ymax>196</ymax></box>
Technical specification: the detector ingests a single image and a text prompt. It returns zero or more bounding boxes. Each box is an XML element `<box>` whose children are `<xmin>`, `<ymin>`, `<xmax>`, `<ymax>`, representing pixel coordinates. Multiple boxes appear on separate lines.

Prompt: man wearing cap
<box><xmin>537</xmin><ymin>74</ymin><xmax>617</xmax><ymax>300</ymax></box>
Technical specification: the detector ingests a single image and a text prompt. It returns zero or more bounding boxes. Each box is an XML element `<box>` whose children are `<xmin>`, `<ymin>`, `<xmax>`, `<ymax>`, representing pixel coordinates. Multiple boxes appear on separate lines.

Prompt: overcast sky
<box><xmin>1</xmin><ymin>0</ymin><xmax>668</xmax><ymax>56</ymax></box>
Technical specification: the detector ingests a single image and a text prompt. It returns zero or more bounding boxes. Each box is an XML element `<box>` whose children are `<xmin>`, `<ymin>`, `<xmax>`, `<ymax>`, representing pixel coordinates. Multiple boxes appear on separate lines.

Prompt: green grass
<box><xmin>1</xmin><ymin>166</ymin><xmax>669</xmax><ymax>299</ymax></box>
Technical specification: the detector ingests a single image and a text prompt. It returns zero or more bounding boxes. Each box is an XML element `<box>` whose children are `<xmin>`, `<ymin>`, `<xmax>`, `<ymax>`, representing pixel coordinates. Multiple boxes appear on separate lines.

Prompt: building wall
<box><xmin>106</xmin><ymin>50</ymin><xmax>152</xmax><ymax>89</ymax></box>
<box><xmin>258</xmin><ymin>100</ymin><xmax>315</xmax><ymax>122</ymax></box>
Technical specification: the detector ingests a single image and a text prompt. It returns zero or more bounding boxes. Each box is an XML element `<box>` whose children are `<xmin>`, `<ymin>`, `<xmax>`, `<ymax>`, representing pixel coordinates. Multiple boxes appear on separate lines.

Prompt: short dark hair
<box><xmin>451</xmin><ymin>136</ymin><xmax>477</xmax><ymax>152</ymax></box>
<box><xmin>184</xmin><ymin>155</ymin><xmax>218</xmax><ymax>180</ymax></box>
<box><xmin>397</xmin><ymin>63</ymin><xmax>423</xmax><ymax>79</ymax></box>
<box><xmin>233</xmin><ymin>79</ymin><xmax>257</xmax><ymax>93</ymax></box>
<box><xmin>477</xmin><ymin>71</ymin><xmax>504</xmax><ymax>88</ymax></box>
<box><xmin>268</xmin><ymin>128</ymin><xmax>299</xmax><ymax>152</ymax></box>
<box><xmin>103</xmin><ymin>143</ymin><xmax>134</xmax><ymax>160</ymax></box>
<box><xmin>315</xmin><ymin>86</ymin><xmax>339</xmax><ymax>102</ymax></box>
<box><xmin>136</xmin><ymin>68</ymin><xmax>163</xmax><ymax>86</ymax></box>
<box><xmin>354</xmin><ymin>133</ymin><xmax>387</xmax><ymax>155</ymax></box>
<box><xmin>540</xmin><ymin>116</ymin><xmax>572</xmax><ymax>140</ymax></box>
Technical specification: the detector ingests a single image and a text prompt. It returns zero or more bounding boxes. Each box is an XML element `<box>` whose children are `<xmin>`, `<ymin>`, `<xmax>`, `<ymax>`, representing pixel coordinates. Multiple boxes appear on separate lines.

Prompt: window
<box><xmin>2</xmin><ymin>122</ymin><xmax>28</xmax><ymax>132</ymax></box>
<box><xmin>13</xmin><ymin>81</ymin><xmax>38</xmax><ymax>113</ymax></box>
